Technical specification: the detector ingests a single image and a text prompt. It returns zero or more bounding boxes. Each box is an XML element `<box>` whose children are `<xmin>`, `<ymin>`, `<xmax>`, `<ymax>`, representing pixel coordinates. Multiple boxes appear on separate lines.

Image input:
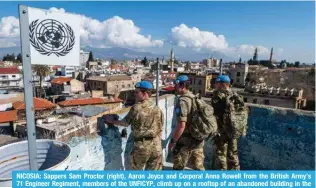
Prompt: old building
<box><xmin>0</xmin><ymin>97</ymin><xmax>57</xmax><ymax>138</ymax></box>
<box><xmin>0</xmin><ymin>67</ymin><xmax>23</xmax><ymax>89</ymax></box>
<box><xmin>178</xmin><ymin>72</ymin><xmax>219</xmax><ymax>97</ymax></box>
<box><xmin>229</xmin><ymin>63</ymin><xmax>249</xmax><ymax>87</ymax></box>
<box><xmin>86</xmin><ymin>75</ymin><xmax>141</xmax><ymax>96</ymax></box>
<box><xmin>239</xmin><ymin>84</ymin><xmax>306</xmax><ymax>109</ymax></box>
<box><xmin>51</xmin><ymin>77</ymin><xmax>85</xmax><ymax>95</ymax></box>
<box><xmin>202</xmin><ymin>57</ymin><xmax>220</xmax><ymax>68</ymax></box>
<box><xmin>80</xmin><ymin>50</ymin><xmax>90</xmax><ymax>68</ymax></box>
<box><xmin>61</xmin><ymin>66</ymin><xmax>76</xmax><ymax>77</ymax></box>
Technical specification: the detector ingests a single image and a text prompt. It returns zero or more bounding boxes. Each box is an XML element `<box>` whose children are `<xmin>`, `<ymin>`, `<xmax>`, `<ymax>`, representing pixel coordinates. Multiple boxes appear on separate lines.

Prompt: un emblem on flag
<box><xmin>29</xmin><ymin>19</ymin><xmax>75</xmax><ymax>57</ymax></box>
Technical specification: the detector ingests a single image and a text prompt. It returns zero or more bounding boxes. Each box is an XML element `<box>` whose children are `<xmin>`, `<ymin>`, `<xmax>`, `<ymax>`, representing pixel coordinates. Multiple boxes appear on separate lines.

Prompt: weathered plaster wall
<box><xmin>204</xmin><ymin>104</ymin><xmax>315</xmax><ymax>170</ymax></box>
<box><xmin>68</xmin><ymin>96</ymin><xmax>315</xmax><ymax>170</ymax></box>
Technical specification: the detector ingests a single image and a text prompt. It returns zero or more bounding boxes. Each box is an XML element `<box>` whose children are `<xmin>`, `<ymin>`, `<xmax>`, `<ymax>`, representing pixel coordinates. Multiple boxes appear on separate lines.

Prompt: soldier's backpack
<box><xmin>223</xmin><ymin>92</ymin><xmax>249</xmax><ymax>139</ymax></box>
<box><xmin>180</xmin><ymin>95</ymin><xmax>218</xmax><ymax>141</ymax></box>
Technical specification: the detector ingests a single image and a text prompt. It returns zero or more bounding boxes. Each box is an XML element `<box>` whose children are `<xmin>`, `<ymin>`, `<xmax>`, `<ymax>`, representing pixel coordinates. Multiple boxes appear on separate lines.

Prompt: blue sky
<box><xmin>0</xmin><ymin>1</ymin><xmax>314</xmax><ymax>63</ymax></box>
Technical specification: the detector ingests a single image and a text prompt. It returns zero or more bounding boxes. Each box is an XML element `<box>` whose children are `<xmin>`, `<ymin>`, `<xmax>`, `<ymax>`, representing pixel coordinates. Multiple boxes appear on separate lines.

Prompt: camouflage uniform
<box><xmin>211</xmin><ymin>89</ymin><xmax>244</xmax><ymax>170</ymax></box>
<box><xmin>173</xmin><ymin>91</ymin><xmax>205</xmax><ymax>170</ymax></box>
<box><xmin>123</xmin><ymin>99</ymin><xmax>164</xmax><ymax>170</ymax></box>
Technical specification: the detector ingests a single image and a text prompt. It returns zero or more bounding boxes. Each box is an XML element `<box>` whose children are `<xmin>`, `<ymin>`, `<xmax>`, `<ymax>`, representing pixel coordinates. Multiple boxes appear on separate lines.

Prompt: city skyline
<box><xmin>0</xmin><ymin>1</ymin><xmax>314</xmax><ymax>63</ymax></box>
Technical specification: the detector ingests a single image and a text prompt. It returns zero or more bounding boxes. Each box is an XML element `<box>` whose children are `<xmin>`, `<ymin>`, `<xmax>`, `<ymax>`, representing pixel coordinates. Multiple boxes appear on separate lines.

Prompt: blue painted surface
<box><xmin>69</xmin><ymin>96</ymin><xmax>315</xmax><ymax>170</ymax></box>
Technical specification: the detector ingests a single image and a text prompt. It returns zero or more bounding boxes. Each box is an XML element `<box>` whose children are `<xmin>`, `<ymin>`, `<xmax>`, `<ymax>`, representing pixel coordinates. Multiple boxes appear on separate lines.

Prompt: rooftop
<box><xmin>51</xmin><ymin>77</ymin><xmax>73</xmax><ymax>85</ymax></box>
<box><xmin>86</xmin><ymin>75</ymin><xmax>131</xmax><ymax>82</ymax></box>
<box><xmin>57</xmin><ymin>97</ymin><xmax>123</xmax><ymax>107</ymax></box>
<box><xmin>0</xmin><ymin>67</ymin><xmax>20</xmax><ymax>74</ymax></box>
<box><xmin>13</xmin><ymin>98</ymin><xmax>57</xmax><ymax>110</ymax></box>
<box><xmin>0</xmin><ymin>110</ymin><xmax>17</xmax><ymax>123</ymax></box>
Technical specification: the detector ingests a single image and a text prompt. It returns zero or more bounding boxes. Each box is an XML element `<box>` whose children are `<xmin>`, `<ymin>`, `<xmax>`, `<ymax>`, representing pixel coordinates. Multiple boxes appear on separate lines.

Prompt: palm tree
<box><xmin>32</xmin><ymin>65</ymin><xmax>51</xmax><ymax>97</ymax></box>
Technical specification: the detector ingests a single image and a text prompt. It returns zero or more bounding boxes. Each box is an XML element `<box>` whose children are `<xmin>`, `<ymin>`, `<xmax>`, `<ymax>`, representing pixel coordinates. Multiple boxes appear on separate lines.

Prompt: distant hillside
<box><xmin>0</xmin><ymin>46</ymin><xmax>234</xmax><ymax>62</ymax></box>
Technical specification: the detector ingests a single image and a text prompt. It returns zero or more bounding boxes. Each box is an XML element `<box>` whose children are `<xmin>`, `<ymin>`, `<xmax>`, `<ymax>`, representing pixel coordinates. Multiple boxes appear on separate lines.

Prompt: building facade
<box><xmin>240</xmin><ymin>84</ymin><xmax>306</xmax><ymax>109</ymax></box>
<box><xmin>61</xmin><ymin>66</ymin><xmax>76</xmax><ymax>78</ymax></box>
<box><xmin>0</xmin><ymin>67</ymin><xmax>23</xmax><ymax>89</ymax></box>
<box><xmin>80</xmin><ymin>50</ymin><xmax>90</xmax><ymax>68</ymax></box>
<box><xmin>87</xmin><ymin>75</ymin><xmax>140</xmax><ymax>96</ymax></box>
<box><xmin>229</xmin><ymin>63</ymin><xmax>249</xmax><ymax>87</ymax></box>
<box><xmin>51</xmin><ymin>77</ymin><xmax>85</xmax><ymax>95</ymax></box>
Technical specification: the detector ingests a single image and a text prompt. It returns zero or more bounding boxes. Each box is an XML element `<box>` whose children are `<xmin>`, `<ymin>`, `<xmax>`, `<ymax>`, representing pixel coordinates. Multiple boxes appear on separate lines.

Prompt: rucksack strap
<box><xmin>179</xmin><ymin>95</ymin><xmax>198</xmax><ymax>114</ymax></box>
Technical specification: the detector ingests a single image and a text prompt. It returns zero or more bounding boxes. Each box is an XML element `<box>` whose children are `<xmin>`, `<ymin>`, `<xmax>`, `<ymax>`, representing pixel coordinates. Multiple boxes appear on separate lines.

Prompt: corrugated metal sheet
<box><xmin>0</xmin><ymin>139</ymin><xmax>71</xmax><ymax>187</ymax></box>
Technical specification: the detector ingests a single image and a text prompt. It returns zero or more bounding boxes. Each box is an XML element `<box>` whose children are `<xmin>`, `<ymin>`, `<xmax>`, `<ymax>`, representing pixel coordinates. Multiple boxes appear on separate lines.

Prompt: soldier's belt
<box><xmin>134</xmin><ymin>137</ymin><xmax>154</xmax><ymax>142</ymax></box>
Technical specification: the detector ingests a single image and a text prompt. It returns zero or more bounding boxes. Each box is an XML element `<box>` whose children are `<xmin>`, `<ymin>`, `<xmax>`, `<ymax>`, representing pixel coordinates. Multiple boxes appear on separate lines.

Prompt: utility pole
<box><xmin>155</xmin><ymin>57</ymin><xmax>160</xmax><ymax>106</ymax></box>
<box><xmin>219</xmin><ymin>58</ymin><xmax>223</xmax><ymax>75</ymax></box>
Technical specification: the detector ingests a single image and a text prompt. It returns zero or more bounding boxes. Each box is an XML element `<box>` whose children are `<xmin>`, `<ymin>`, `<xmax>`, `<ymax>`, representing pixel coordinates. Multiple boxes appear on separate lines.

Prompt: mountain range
<box><xmin>0</xmin><ymin>46</ymin><xmax>233</xmax><ymax>62</ymax></box>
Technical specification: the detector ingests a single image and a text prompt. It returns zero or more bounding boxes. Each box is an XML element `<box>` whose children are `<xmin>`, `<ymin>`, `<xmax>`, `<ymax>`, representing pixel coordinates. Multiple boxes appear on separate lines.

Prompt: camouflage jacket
<box><xmin>211</xmin><ymin>89</ymin><xmax>244</xmax><ymax>132</ymax></box>
<box><xmin>175</xmin><ymin>91</ymin><xmax>195</xmax><ymax>137</ymax></box>
<box><xmin>123</xmin><ymin>99</ymin><xmax>164</xmax><ymax>139</ymax></box>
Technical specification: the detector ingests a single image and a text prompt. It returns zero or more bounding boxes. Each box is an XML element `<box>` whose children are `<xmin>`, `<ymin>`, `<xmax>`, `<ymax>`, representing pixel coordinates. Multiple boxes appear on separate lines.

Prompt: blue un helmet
<box><xmin>175</xmin><ymin>75</ymin><xmax>189</xmax><ymax>84</ymax></box>
<box><xmin>216</xmin><ymin>75</ymin><xmax>231</xmax><ymax>83</ymax></box>
<box><xmin>135</xmin><ymin>80</ymin><xmax>153</xmax><ymax>90</ymax></box>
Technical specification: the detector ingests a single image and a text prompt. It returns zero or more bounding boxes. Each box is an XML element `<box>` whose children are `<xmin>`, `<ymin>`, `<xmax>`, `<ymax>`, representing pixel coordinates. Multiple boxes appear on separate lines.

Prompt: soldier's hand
<box><xmin>168</xmin><ymin>142</ymin><xmax>175</xmax><ymax>152</ymax></box>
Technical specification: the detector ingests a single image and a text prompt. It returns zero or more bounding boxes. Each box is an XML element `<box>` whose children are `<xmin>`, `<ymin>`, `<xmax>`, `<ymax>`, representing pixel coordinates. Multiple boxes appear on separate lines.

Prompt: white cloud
<box><xmin>233</xmin><ymin>45</ymin><xmax>270</xmax><ymax>56</ymax></box>
<box><xmin>170</xmin><ymin>24</ymin><xmax>278</xmax><ymax>60</ymax></box>
<box><xmin>171</xmin><ymin>24</ymin><xmax>228</xmax><ymax>51</ymax></box>
<box><xmin>0</xmin><ymin>38</ymin><xmax>18</xmax><ymax>48</ymax></box>
<box><xmin>0</xmin><ymin>16</ymin><xmax>20</xmax><ymax>38</ymax></box>
<box><xmin>0</xmin><ymin>7</ymin><xmax>163</xmax><ymax>49</ymax></box>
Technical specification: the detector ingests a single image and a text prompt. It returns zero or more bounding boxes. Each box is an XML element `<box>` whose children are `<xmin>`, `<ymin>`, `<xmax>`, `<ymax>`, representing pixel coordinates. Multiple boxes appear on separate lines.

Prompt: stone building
<box><xmin>239</xmin><ymin>83</ymin><xmax>306</xmax><ymax>109</ymax></box>
<box><xmin>178</xmin><ymin>72</ymin><xmax>219</xmax><ymax>97</ymax></box>
<box><xmin>51</xmin><ymin>77</ymin><xmax>85</xmax><ymax>95</ymax></box>
<box><xmin>229</xmin><ymin>63</ymin><xmax>249</xmax><ymax>87</ymax></box>
<box><xmin>86</xmin><ymin>75</ymin><xmax>141</xmax><ymax>96</ymax></box>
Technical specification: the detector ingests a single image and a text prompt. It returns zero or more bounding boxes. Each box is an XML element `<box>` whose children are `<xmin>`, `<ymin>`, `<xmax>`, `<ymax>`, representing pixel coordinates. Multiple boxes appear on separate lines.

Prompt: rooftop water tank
<box><xmin>0</xmin><ymin>139</ymin><xmax>71</xmax><ymax>187</ymax></box>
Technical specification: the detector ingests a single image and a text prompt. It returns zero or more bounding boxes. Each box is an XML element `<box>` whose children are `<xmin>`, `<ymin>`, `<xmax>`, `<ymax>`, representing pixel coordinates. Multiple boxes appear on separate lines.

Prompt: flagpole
<box><xmin>19</xmin><ymin>4</ymin><xmax>38</xmax><ymax>170</ymax></box>
<box><xmin>155</xmin><ymin>57</ymin><xmax>160</xmax><ymax>106</ymax></box>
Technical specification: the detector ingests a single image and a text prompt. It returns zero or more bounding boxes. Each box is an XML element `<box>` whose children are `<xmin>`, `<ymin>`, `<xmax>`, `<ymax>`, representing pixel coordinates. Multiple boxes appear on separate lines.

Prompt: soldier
<box><xmin>105</xmin><ymin>80</ymin><xmax>164</xmax><ymax>170</ymax></box>
<box><xmin>168</xmin><ymin>75</ymin><xmax>205</xmax><ymax>170</ymax></box>
<box><xmin>211</xmin><ymin>75</ymin><xmax>245</xmax><ymax>170</ymax></box>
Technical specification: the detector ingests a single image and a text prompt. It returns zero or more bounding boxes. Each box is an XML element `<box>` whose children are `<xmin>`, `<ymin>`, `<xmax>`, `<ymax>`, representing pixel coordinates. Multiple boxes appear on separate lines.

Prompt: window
<box><xmin>244</xmin><ymin>98</ymin><xmax>248</xmax><ymax>102</ymax></box>
<box><xmin>237</xmin><ymin>72</ymin><xmax>241</xmax><ymax>77</ymax></box>
<box><xmin>264</xmin><ymin>100</ymin><xmax>270</xmax><ymax>105</ymax></box>
<box><xmin>199</xmin><ymin>90</ymin><xmax>201</xmax><ymax>94</ymax></box>
<box><xmin>199</xmin><ymin>80</ymin><xmax>202</xmax><ymax>85</ymax></box>
<box><xmin>12</xmin><ymin>75</ymin><xmax>16</xmax><ymax>78</ymax></box>
<box><xmin>128</xmin><ymin>84</ymin><xmax>131</xmax><ymax>88</ymax></box>
<box><xmin>122</xmin><ymin>85</ymin><xmax>125</xmax><ymax>88</ymax></box>
<box><xmin>253</xmin><ymin>99</ymin><xmax>257</xmax><ymax>104</ymax></box>
<box><xmin>236</xmin><ymin>78</ymin><xmax>240</xmax><ymax>83</ymax></box>
<box><xmin>193</xmin><ymin>90</ymin><xmax>196</xmax><ymax>94</ymax></box>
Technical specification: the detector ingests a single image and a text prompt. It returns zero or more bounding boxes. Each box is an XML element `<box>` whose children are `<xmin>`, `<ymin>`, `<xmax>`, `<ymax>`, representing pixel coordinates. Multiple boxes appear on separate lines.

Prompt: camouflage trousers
<box><xmin>130</xmin><ymin>136</ymin><xmax>162</xmax><ymax>170</ymax></box>
<box><xmin>173</xmin><ymin>137</ymin><xmax>205</xmax><ymax>170</ymax></box>
<box><xmin>212</xmin><ymin>134</ymin><xmax>240</xmax><ymax>170</ymax></box>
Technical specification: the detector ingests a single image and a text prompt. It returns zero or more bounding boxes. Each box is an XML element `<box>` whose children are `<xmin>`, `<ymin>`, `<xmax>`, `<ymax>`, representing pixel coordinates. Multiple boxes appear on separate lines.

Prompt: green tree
<box><xmin>294</xmin><ymin>61</ymin><xmax>300</xmax><ymax>68</ymax></box>
<box><xmin>16</xmin><ymin>53</ymin><xmax>22</xmax><ymax>63</ymax></box>
<box><xmin>88</xmin><ymin>51</ymin><xmax>94</xmax><ymax>61</ymax></box>
<box><xmin>141</xmin><ymin>56</ymin><xmax>148</xmax><ymax>66</ymax></box>
<box><xmin>32</xmin><ymin>65</ymin><xmax>51</xmax><ymax>97</ymax></box>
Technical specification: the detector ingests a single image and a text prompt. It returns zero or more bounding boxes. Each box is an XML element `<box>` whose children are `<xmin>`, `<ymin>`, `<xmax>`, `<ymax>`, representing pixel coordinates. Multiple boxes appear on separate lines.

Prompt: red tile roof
<box><xmin>51</xmin><ymin>77</ymin><xmax>73</xmax><ymax>85</ymax></box>
<box><xmin>0</xmin><ymin>67</ymin><xmax>20</xmax><ymax>74</ymax></box>
<box><xmin>57</xmin><ymin>98</ymin><xmax>123</xmax><ymax>107</ymax></box>
<box><xmin>13</xmin><ymin>98</ymin><xmax>56</xmax><ymax>110</ymax></box>
<box><xmin>0</xmin><ymin>110</ymin><xmax>17</xmax><ymax>123</ymax></box>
